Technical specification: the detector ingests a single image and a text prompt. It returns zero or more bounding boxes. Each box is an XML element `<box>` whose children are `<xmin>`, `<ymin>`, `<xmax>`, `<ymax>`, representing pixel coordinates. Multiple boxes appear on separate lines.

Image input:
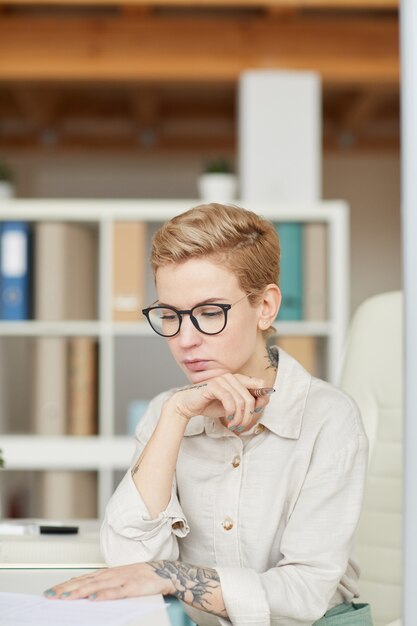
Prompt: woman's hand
<box><xmin>44</xmin><ymin>562</ymin><xmax>174</xmax><ymax>601</ymax></box>
<box><xmin>167</xmin><ymin>373</ymin><xmax>271</xmax><ymax>433</ymax></box>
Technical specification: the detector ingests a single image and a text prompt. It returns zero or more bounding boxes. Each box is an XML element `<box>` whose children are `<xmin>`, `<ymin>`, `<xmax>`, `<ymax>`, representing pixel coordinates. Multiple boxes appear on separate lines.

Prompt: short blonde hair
<box><xmin>151</xmin><ymin>203</ymin><xmax>280</xmax><ymax>305</ymax></box>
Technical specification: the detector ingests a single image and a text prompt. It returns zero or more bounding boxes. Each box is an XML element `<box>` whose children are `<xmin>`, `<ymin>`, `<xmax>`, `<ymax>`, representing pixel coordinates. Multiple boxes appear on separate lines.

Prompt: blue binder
<box><xmin>0</xmin><ymin>221</ymin><xmax>30</xmax><ymax>320</ymax></box>
<box><xmin>275</xmin><ymin>222</ymin><xmax>304</xmax><ymax>321</ymax></box>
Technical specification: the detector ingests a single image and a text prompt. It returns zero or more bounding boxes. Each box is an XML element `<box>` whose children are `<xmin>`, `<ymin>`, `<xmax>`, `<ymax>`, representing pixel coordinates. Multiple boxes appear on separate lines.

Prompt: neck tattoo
<box><xmin>266</xmin><ymin>345</ymin><xmax>279</xmax><ymax>371</ymax></box>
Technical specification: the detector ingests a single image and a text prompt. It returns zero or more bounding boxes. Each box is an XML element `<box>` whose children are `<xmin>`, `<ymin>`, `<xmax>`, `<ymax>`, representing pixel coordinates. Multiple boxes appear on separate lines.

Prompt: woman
<box><xmin>45</xmin><ymin>203</ymin><xmax>372</xmax><ymax>626</ymax></box>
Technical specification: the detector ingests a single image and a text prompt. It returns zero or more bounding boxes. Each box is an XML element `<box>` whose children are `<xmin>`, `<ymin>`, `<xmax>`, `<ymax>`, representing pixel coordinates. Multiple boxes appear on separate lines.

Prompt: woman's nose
<box><xmin>177</xmin><ymin>314</ymin><xmax>202</xmax><ymax>346</ymax></box>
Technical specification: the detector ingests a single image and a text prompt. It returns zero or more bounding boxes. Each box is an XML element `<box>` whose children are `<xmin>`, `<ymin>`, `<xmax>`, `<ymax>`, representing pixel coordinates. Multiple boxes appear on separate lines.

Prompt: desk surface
<box><xmin>0</xmin><ymin>569</ymin><xmax>171</xmax><ymax>626</ymax></box>
<box><xmin>0</xmin><ymin>520</ymin><xmax>171</xmax><ymax>626</ymax></box>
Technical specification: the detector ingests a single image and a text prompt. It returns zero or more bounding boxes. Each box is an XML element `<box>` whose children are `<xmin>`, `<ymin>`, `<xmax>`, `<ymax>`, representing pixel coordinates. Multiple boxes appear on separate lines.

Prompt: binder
<box><xmin>276</xmin><ymin>223</ymin><xmax>303</xmax><ymax>320</ymax></box>
<box><xmin>67</xmin><ymin>337</ymin><xmax>98</xmax><ymax>436</ymax></box>
<box><xmin>113</xmin><ymin>222</ymin><xmax>146</xmax><ymax>321</ymax></box>
<box><xmin>34</xmin><ymin>222</ymin><xmax>97</xmax><ymax>321</ymax></box>
<box><xmin>276</xmin><ymin>336</ymin><xmax>319</xmax><ymax>377</ymax></box>
<box><xmin>32</xmin><ymin>221</ymin><xmax>98</xmax><ymax>519</ymax></box>
<box><xmin>0</xmin><ymin>221</ymin><xmax>30</xmax><ymax>320</ymax></box>
<box><xmin>32</xmin><ymin>337</ymin><xmax>67</xmax><ymax>436</ymax></box>
<box><xmin>304</xmin><ymin>223</ymin><xmax>327</xmax><ymax>321</ymax></box>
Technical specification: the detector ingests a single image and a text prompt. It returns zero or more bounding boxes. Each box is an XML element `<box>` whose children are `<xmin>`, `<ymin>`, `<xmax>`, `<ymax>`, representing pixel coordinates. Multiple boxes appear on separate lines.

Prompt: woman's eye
<box><xmin>200</xmin><ymin>309</ymin><xmax>222</xmax><ymax>318</ymax></box>
<box><xmin>160</xmin><ymin>314</ymin><xmax>176</xmax><ymax>321</ymax></box>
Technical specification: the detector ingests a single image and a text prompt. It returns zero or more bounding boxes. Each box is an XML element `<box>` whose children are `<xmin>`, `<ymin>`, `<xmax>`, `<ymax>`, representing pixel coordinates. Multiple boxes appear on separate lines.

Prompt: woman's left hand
<box><xmin>44</xmin><ymin>562</ymin><xmax>174</xmax><ymax>601</ymax></box>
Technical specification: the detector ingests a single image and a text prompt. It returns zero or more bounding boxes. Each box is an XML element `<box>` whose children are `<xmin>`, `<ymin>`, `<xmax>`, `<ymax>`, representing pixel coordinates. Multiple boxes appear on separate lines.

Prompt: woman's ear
<box><xmin>258</xmin><ymin>284</ymin><xmax>282</xmax><ymax>330</ymax></box>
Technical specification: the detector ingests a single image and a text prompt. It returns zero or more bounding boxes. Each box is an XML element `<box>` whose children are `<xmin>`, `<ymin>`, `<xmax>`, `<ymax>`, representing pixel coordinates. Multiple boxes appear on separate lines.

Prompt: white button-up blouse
<box><xmin>101</xmin><ymin>349</ymin><xmax>369</xmax><ymax>626</ymax></box>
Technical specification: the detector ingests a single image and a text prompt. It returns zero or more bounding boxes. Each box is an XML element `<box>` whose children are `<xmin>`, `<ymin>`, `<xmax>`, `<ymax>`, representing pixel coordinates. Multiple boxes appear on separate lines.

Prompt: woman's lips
<box><xmin>183</xmin><ymin>360</ymin><xmax>210</xmax><ymax>372</ymax></box>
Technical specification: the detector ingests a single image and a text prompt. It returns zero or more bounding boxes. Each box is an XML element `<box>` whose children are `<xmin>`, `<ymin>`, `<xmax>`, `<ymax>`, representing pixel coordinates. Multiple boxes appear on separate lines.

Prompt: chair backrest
<box><xmin>339</xmin><ymin>291</ymin><xmax>403</xmax><ymax>626</ymax></box>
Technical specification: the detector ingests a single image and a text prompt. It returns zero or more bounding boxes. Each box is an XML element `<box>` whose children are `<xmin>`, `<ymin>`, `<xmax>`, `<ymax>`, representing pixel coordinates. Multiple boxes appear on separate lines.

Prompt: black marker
<box><xmin>39</xmin><ymin>525</ymin><xmax>79</xmax><ymax>535</ymax></box>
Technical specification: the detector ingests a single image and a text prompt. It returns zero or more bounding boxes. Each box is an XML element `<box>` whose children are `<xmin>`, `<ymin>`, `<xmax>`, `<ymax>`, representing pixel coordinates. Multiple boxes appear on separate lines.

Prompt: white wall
<box><xmin>7</xmin><ymin>149</ymin><xmax>402</xmax><ymax>317</ymax></box>
<box><xmin>323</xmin><ymin>152</ymin><xmax>401</xmax><ymax>314</ymax></box>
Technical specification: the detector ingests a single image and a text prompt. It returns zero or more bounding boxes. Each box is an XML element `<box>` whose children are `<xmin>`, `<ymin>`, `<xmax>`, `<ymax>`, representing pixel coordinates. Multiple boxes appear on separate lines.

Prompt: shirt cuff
<box><xmin>106</xmin><ymin>469</ymin><xmax>190</xmax><ymax>540</ymax></box>
<box><xmin>216</xmin><ymin>567</ymin><xmax>270</xmax><ymax>626</ymax></box>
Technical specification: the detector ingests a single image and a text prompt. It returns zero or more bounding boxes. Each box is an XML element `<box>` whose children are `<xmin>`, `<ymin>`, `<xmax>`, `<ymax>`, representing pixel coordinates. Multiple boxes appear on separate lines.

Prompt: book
<box><xmin>34</xmin><ymin>471</ymin><xmax>98</xmax><ymax>520</ymax></box>
<box><xmin>0</xmin><ymin>221</ymin><xmax>31</xmax><ymax>320</ymax></box>
<box><xmin>276</xmin><ymin>222</ymin><xmax>303</xmax><ymax>320</ymax></box>
<box><xmin>113</xmin><ymin>222</ymin><xmax>146</xmax><ymax>321</ymax></box>
<box><xmin>127</xmin><ymin>399</ymin><xmax>149</xmax><ymax>436</ymax></box>
<box><xmin>275</xmin><ymin>336</ymin><xmax>319</xmax><ymax>376</ymax></box>
<box><xmin>34</xmin><ymin>222</ymin><xmax>97</xmax><ymax>321</ymax></box>
<box><xmin>32</xmin><ymin>221</ymin><xmax>98</xmax><ymax>434</ymax></box>
<box><xmin>67</xmin><ymin>337</ymin><xmax>98</xmax><ymax>436</ymax></box>
<box><xmin>32</xmin><ymin>338</ymin><xmax>67</xmax><ymax>436</ymax></box>
<box><xmin>304</xmin><ymin>223</ymin><xmax>327</xmax><ymax>321</ymax></box>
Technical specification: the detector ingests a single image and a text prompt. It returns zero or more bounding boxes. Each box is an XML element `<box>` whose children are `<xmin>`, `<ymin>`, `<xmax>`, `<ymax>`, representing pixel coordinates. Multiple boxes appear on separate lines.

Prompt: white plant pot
<box><xmin>197</xmin><ymin>173</ymin><xmax>237</xmax><ymax>203</ymax></box>
<box><xmin>0</xmin><ymin>182</ymin><xmax>15</xmax><ymax>199</ymax></box>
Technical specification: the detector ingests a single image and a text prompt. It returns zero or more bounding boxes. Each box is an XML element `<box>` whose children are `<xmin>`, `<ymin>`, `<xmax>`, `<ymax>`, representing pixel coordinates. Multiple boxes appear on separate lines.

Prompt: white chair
<box><xmin>339</xmin><ymin>292</ymin><xmax>403</xmax><ymax>626</ymax></box>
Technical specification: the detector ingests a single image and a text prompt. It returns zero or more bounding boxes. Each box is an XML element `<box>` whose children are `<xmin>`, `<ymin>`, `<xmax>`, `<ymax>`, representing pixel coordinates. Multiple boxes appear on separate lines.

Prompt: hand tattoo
<box><xmin>177</xmin><ymin>383</ymin><xmax>208</xmax><ymax>392</ymax></box>
<box><xmin>149</xmin><ymin>560</ymin><xmax>228</xmax><ymax>618</ymax></box>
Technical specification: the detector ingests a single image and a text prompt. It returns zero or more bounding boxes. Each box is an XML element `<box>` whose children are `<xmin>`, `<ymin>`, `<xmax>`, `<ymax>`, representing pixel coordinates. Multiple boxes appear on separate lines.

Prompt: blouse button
<box><xmin>254</xmin><ymin>423</ymin><xmax>265</xmax><ymax>435</ymax></box>
<box><xmin>222</xmin><ymin>517</ymin><xmax>234</xmax><ymax>531</ymax></box>
<box><xmin>231</xmin><ymin>455</ymin><xmax>241</xmax><ymax>468</ymax></box>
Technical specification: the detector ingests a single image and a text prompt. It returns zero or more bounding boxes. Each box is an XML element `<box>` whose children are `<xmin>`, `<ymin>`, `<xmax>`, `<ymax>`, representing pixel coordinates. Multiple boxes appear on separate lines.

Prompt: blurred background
<box><xmin>0</xmin><ymin>0</ymin><xmax>401</xmax><ymax>520</ymax></box>
<box><xmin>0</xmin><ymin>0</ymin><xmax>400</xmax><ymax>313</ymax></box>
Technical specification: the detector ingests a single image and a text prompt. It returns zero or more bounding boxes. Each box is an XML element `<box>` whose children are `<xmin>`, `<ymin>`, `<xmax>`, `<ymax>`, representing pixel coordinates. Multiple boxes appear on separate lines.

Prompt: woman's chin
<box><xmin>185</xmin><ymin>368</ymin><xmax>228</xmax><ymax>384</ymax></box>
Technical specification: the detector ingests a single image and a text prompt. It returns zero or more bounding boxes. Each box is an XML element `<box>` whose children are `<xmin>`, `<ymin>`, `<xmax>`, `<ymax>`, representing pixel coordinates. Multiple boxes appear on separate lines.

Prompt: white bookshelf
<box><xmin>0</xmin><ymin>199</ymin><xmax>349</xmax><ymax>517</ymax></box>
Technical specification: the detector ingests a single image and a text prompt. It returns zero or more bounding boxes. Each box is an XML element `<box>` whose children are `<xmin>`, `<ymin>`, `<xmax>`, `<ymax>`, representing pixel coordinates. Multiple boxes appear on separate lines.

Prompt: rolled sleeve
<box><xmin>100</xmin><ymin>389</ymin><xmax>190</xmax><ymax>567</ymax></box>
<box><xmin>101</xmin><ymin>469</ymin><xmax>190</xmax><ymax>565</ymax></box>
<box><xmin>216</xmin><ymin>567</ymin><xmax>270</xmax><ymax>626</ymax></box>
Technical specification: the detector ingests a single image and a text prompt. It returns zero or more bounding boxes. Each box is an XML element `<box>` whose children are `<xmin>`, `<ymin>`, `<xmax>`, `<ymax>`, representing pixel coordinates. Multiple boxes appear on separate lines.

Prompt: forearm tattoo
<box><xmin>149</xmin><ymin>560</ymin><xmax>228</xmax><ymax>618</ymax></box>
<box><xmin>131</xmin><ymin>451</ymin><xmax>145</xmax><ymax>478</ymax></box>
<box><xmin>266</xmin><ymin>344</ymin><xmax>279</xmax><ymax>370</ymax></box>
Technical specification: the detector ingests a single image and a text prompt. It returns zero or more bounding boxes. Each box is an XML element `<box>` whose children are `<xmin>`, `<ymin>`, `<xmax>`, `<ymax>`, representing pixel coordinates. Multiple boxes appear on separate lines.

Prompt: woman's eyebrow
<box><xmin>157</xmin><ymin>297</ymin><xmax>227</xmax><ymax>308</ymax></box>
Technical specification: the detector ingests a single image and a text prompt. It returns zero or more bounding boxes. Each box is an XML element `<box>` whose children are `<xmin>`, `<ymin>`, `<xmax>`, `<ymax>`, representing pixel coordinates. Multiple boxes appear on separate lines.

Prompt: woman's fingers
<box><xmin>45</xmin><ymin>562</ymin><xmax>171</xmax><ymax>602</ymax></box>
<box><xmin>44</xmin><ymin>571</ymin><xmax>107</xmax><ymax>599</ymax></box>
<box><xmin>88</xmin><ymin>585</ymin><xmax>129</xmax><ymax>601</ymax></box>
<box><xmin>219</xmin><ymin>374</ymin><xmax>256</xmax><ymax>431</ymax></box>
<box><xmin>172</xmin><ymin>372</ymin><xmax>271</xmax><ymax>429</ymax></box>
<box><xmin>203</xmin><ymin>373</ymin><xmax>271</xmax><ymax>432</ymax></box>
<box><xmin>239</xmin><ymin>397</ymin><xmax>269</xmax><ymax>433</ymax></box>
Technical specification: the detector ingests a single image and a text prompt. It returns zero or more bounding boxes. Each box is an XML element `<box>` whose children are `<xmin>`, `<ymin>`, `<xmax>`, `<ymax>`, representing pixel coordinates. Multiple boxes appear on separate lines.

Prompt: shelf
<box><xmin>0</xmin><ymin>320</ymin><xmax>333</xmax><ymax>337</ymax></box>
<box><xmin>1</xmin><ymin>436</ymin><xmax>135</xmax><ymax>471</ymax></box>
<box><xmin>274</xmin><ymin>321</ymin><xmax>332</xmax><ymax>336</ymax></box>
<box><xmin>0</xmin><ymin>321</ymin><xmax>102</xmax><ymax>337</ymax></box>
<box><xmin>0</xmin><ymin>198</ymin><xmax>347</xmax><ymax>223</ymax></box>
<box><xmin>0</xmin><ymin>198</ymin><xmax>349</xmax><ymax>518</ymax></box>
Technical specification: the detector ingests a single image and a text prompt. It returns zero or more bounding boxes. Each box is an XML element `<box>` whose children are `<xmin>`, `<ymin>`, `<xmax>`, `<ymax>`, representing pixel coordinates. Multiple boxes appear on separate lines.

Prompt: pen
<box><xmin>248</xmin><ymin>387</ymin><xmax>276</xmax><ymax>397</ymax></box>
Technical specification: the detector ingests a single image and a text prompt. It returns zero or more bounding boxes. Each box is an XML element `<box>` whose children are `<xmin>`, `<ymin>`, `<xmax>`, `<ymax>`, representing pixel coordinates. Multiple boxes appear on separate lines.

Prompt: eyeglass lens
<box><xmin>148</xmin><ymin>304</ymin><xmax>227</xmax><ymax>336</ymax></box>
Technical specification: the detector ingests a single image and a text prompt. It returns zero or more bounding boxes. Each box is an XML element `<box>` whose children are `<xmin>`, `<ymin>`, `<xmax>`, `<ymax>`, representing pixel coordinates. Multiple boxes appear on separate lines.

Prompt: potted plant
<box><xmin>0</xmin><ymin>160</ymin><xmax>15</xmax><ymax>199</ymax></box>
<box><xmin>197</xmin><ymin>158</ymin><xmax>238</xmax><ymax>203</ymax></box>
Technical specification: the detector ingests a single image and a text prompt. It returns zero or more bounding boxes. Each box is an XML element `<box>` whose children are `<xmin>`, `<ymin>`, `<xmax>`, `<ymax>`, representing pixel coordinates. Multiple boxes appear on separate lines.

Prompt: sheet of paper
<box><xmin>0</xmin><ymin>592</ymin><xmax>167</xmax><ymax>626</ymax></box>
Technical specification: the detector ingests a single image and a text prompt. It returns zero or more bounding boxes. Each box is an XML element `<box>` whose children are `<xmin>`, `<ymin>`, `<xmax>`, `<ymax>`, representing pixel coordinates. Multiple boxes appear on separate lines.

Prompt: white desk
<box><xmin>0</xmin><ymin>520</ymin><xmax>171</xmax><ymax>626</ymax></box>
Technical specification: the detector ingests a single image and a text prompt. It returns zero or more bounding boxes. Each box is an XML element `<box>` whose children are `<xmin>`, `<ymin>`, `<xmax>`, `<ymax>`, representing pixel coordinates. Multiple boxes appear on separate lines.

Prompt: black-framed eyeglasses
<box><xmin>142</xmin><ymin>293</ymin><xmax>252</xmax><ymax>337</ymax></box>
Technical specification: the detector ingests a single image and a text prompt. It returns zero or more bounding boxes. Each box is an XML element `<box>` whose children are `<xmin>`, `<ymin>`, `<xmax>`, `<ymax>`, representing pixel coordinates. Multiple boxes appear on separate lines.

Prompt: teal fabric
<box><xmin>164</xmin><ymin>596</ymin><xmax>196</xmax><ymax>626</ymax></box>
<box><xmin>313</xmin><ymin>603</ymin><xmax>374</xmax><ymax>626</ymax></box>
<box><xmin>164</xmin><ymin>598</ymin><xmax>372</xmax><ymax>626</ymax></box>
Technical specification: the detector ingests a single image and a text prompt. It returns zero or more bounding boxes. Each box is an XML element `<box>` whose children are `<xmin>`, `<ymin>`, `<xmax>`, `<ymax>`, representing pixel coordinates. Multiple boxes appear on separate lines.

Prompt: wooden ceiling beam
<box><xmin>338</xmin><ymin>89</ymin><xmax>386</xmax><ymax>134</ymax></box>
<box><xmin>0</xmin><ymin>14</ymin><xmax>399</xmax><ymax>84</ymax></box>
<box><xmin>0</xmin><ymin>0</ymin><xmax>398</xmax><ymax>9</ymax></box>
